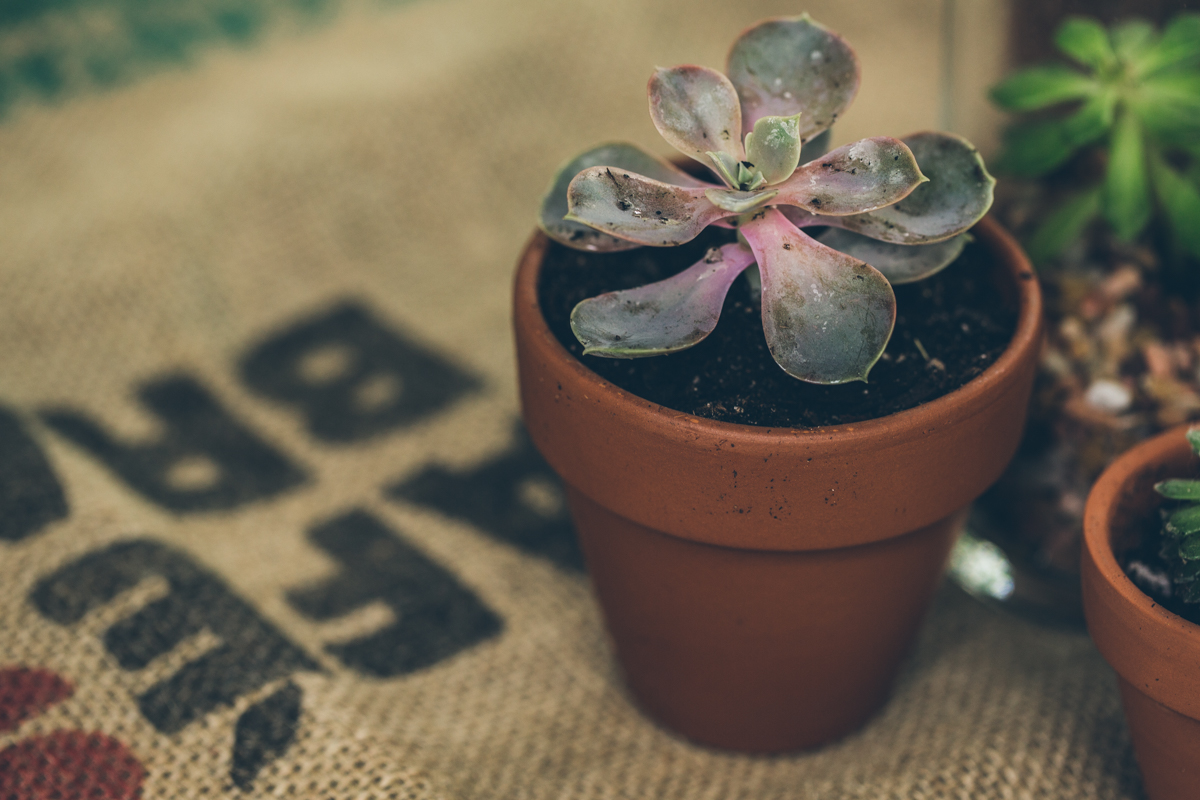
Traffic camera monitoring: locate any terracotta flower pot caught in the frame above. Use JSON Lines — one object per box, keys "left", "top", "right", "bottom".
{"left": 513, "top": 216, "right": 1044, "bottom": 752}
{"left": 1082, "top": 425, "right": 1200, "bottom": 800}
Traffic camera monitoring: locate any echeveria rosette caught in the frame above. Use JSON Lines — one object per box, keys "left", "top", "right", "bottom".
{"left": 537, "top": 14, "right": 995, "bottom": 384}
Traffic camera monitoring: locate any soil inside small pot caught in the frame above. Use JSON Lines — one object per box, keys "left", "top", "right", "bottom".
{"left": 1120, "top": 499, "right": 1200, "bottom": 626}
{"left": 538, "top": 227, "right": 1019, "bottom": 428}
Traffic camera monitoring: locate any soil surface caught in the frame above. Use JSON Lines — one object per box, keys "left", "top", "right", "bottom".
{"left": 1120, "top": 504, "right": 1200, "bottom": 626}
{"left": 538, "top": 227, "right": 1018, "bottom": 428}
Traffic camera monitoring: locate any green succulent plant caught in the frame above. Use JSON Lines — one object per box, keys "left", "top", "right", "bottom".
{"left": 990, "top": 13, "right": 1200, "bottom": 265}
{"left": 1153, "top": 429, "right": 1200, "bottom": 605}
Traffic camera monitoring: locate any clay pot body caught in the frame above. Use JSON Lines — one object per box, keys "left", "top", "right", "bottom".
{"left": 1082, "top": 426, "right": 1200, "bottom": 800}
{"left": 514, "top": 216, "right": 1044, "bottom": 752}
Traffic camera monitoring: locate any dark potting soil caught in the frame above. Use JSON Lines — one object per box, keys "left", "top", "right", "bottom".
{"left": 538, "top": 226, "right": 1019, "bottom": 428}
{"left": 1120, "top": 505, "right": 1200, "bottom": 626}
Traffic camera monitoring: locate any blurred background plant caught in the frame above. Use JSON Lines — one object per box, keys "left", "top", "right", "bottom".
{"left": 960, "top": 8, "right": 1200, "bottom": 627}
{"left": 992, "top": 13, "right": 1200, "bottom": 267}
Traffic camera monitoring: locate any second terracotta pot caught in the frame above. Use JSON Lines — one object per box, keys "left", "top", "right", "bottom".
{"left": 1082, "top": 426, "right": 1200, "bottom": 800}
{"left": 515, "top": 216, "right": 1044, "bottom": 751}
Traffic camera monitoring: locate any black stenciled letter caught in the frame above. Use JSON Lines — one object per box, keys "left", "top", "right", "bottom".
{"left": 287, "top": 510, "right": 502, "bottom": 677}
{"left": 41, "top": 375, "right": 306, "bottom": 512}
{"left": 239, "top": 302, "right": 481, "bottom": 443}
{"left": 0, "top": 406, "right": 68, "bottom": 541}
{"left": 388, "top": 423, "right": 582, "bottom": 571}
{"left": 230, "top": 681, "right": 303, "bottom": 790}
{"left": 30, "top": 540, "right": 321, "bottom": 734}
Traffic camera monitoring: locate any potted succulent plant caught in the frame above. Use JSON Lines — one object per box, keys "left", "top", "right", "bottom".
{"left": 1082, "top": 425, "right": 1200, "bottom": 800}
{"left": 514, "top": 15, "right": 1044, "bottom": 751}
{"left": 970, "top": 12, "right": 1200, "bottom": 624}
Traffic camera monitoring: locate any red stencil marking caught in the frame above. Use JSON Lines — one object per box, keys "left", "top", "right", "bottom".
{"left": 0, "top": 667, "right": 74, "bottom": 733}
{"left": 0, "top": 730, "right": 145, "bottom": 799}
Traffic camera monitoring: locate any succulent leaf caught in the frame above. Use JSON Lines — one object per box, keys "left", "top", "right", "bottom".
{"left": 740, "top": 208, "right": 895, "bottom": 384}
{"left": 818, "top": 229, "right": 968, "bottom": 285}
{"left": 774, "top": 136, "right": 926, "bottom": 216}
{"left": 1156, "top": 479, "right": 1200, "bottom": 500}
{"left": 1103, "top": 112, "right": 1151, "bottom": 242}
{"left": 800, "top": 132, "right": 994, "bottom": 244}
{"left": 1133, "top": 72, "right": 1200, "bottom": 146}
{"left": 1149, "top": 149, "right": 1200, "bottom": 260}
{"left": 1055, "top": 16, "right": 1117, "bottom": 70}
{"left": 1181, "top": 533, "right": 1200, "bottom": 561}
{"left": 1139, "top": 13, "right": 1200, "bottom": 76}
{"left": 707, "top": 151, "right": 742, "bottom": 188}
{"left": 996, "top": 91, "right": 1115, "bottom": 177}
{"left": 1111, "top": 19, "right": 1158, "bottom": 64}
{"left": 1189, "top": 429, "right": 1200, "bottom": 454}
{"left": 1026, "top": 187, "right": 1102, "bottom": 264}
{"left": 648, "top": 66, "right": 744, "bottom": 173}
{"left": 1167, "top": 504, "right": 1200, "bottom": 536}
{"left": 539, "top": 143, "right": 709, "bottom": 252}
{"left": 744, "top": 113, "right": 804, "bottom": 185}
{"left": 565, "top": 166, "right": 734, "bottom": 247}
{"left": 726, "top": 15, "right": 859, "bottom": 140}
{"left": 799, "top": 129, "right": 832, "bottom": 162}
{"left": 570, "top": 243, "right": 755, "bottom": 357}
{"left": 704, "top": 187, "right": 778, "bottom": 213}
{"left": 989, "top": 65, "right": 1098, "bottom": 112}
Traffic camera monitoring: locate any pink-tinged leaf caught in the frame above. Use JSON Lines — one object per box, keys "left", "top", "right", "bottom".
{"left": 816, "top": 132, "right": 995, "bottom": 244}
{"left": 565, "top": 166, "right": 735, "bottom": 247}
{"left": 539, "top": 142, "right": 711, "bottom": 252}
{"left": 571, "top": 243, "right": 756, "bottom": 357}
{"left": 727, "top": 15, "right": 859, "bottom": 139}
{"left": 741, "top": 208, "right": 895, "bottom": 384}
{"left": 649, "top": 66, "right": 744, "bottom": 174}
{"left": 774, "top": 137, "right": 926, "bottom": 215}
{"left": 818, "top": 228, "right": 969, "bottom": 284}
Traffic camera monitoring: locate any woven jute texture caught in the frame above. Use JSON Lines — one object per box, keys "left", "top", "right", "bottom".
{"left": 0, "top": 0, "right": 1144, "bottom": 797}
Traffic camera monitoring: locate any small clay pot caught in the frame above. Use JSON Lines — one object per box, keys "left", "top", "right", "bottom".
{"left": 513, "top": 216, "right": 1044, "bottom": 752}
{"left": 1082, "top": 425, "right": 1200, "bottom": 800}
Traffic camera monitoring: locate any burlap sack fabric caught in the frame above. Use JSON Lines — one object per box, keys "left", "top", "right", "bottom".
{"left": 0, "top": 0, "right": 1146, "bottom": 796}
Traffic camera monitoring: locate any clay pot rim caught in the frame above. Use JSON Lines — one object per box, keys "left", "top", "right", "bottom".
{"left": 1082, "top": 424, "right": 1200, "bottom": 719}
{"left": 516, "top": 214, "right": 1042, "bottom": 449}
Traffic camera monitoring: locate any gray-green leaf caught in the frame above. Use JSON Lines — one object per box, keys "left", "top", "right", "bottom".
{"left": 649, "top": 65, "right": 743, "bottom": 172}
{"left": 565, "top": 166, "right": 732, "bottom": 248}
{"left": 744, "top": 113, "right": 803, "bottom": 185}
{"left": 817, "top": 132, "right": 994, "bottom": 244}
{"left": 740, "top": 209, "right": 896, "bottom": 384}
{"left": 775, "top": 136, "right": 925, "bottom": 216}
{"left": 726, "top": 14, "right": 859, "bottom": 141}
{"left": 818, "top": 229, "right": 968, "bottom": 285}
{"left": 539, "top": 143, "right": 708, "bottom": 252}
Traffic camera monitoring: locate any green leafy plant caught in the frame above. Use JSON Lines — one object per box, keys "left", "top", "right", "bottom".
{"left": 990, "top": 13, "right": 1200, "bottom": 264}
{"left": 1153, "top": 429, "right": 1200, "bottom": 605}
{"left": 538, "top": 15, "right": 994, "bottom": 385}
